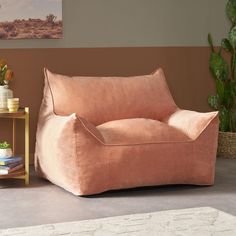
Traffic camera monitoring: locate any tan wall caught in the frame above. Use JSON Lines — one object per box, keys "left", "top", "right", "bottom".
{"left": 0, "top": 0, "right": 229, "bottom": 48}
{"left": 0, "top": 47, "right": 215, "bottom": 159}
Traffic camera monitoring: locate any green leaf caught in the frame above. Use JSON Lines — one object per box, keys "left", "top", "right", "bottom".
{"left": 221, "top": 38, "right": 233, "bottom": 52}
{"left": 232, "top": 52, "right": 236, "bottom": 79}
{"left": 208, "top": 95, "right": 219, "bottom": 109}
{"left": 229, "top": 25, "right": 236, "bottom": 48}
{"left": 230, "top": 110, "right": 236, "bottom": 132}
{"left": 208, "top": 33, "right": 215, "bottom": 52}
{"left": 227, "top": 0, "right": 236, "bottom": 24}
{"left": 209, "top": 52, "right": 229, "bottom": 80}
{"left": 216, "top": 79, "right": 225, "bottom": 103}
{"left": 219, "top": 107, "right": 230, "bottom": 132}
{"left": 0, "top": 141, "right": 11, "bottom": 149}
{"left": 224, "top": 80, "right": 236, "bottom": 108}
{"left": 232, "top": 80, "right": 236, "bottom": 96}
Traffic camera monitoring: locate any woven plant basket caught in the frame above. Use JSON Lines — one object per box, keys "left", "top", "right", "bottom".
{"left": 217, "top": 131, "right": 236, "bottom": 159}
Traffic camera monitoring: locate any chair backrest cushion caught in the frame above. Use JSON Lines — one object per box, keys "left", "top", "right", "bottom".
{"left": 44, "top": 68, "right": 177, "bottom": 125}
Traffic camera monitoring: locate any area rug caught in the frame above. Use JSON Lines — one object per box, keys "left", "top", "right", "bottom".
{"left": 1, "top": 207, "right": 236, "bottom": 236}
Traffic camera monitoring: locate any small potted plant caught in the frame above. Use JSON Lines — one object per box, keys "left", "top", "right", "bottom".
{"left": 208, "top": 0, "right": 236, "bottom": 158}
{"left": 0, "top": 141, "right": 13, "bottom": 158}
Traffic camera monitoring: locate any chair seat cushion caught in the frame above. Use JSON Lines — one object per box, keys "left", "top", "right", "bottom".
{"left": 97, "top": 118, "right": 190, "bottom": 145}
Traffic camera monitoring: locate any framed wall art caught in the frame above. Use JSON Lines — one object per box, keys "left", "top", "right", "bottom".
{"left": 0, "top": 0, "right": 62, "bottom": 39}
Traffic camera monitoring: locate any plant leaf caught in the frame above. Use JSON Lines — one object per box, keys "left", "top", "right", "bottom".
{"left": 208, "top": 95, "right": 219, "bottom": 109}
{"left": 229, "top": 25, "right": 236, "bottom": 48}
{"left": 230, "top": 110, "right": 236, "bottom": 132}
{"left": 216, "top": 78, "right": 225, "bottom": 104}
{"left": 224, "top": 80, "right": 235, "bottom": 107}
{"left": 232, "top": 52, "right": 236, "bottom": 80}
{"left": 208, "top": 33, "right": 215, "bottom": 52}
{"left": 221, "top": 38, "right": 233, "bottom": 52}
{"left": 0, "top": 141, "right": 11, "bottom": 149}
{"left": 227, "top": 0, "right": 236, "bottom": 24}
{"left": 219, "top": 107, "right": 230, "bottom": 132}
{"left": 232, "top": 80, "right": 236, "bottom": 96}
{"left": 209, "top": 52, "right": 229, "bottom": 80}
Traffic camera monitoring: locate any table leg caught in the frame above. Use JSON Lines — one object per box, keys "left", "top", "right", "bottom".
{"left": 12, "top": 118, "right": 16, "bottom": 156}
{"left": 25, "top": 107, "right": 30, "bottom": 185}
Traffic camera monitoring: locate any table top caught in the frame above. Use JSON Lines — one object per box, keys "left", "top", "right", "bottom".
{"left": 0, "top": 108, "right": 26, "bottom": 118}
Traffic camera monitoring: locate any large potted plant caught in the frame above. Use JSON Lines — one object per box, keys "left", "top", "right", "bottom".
{"left": 208, "top": 0, "right": 236, "bottom": 158}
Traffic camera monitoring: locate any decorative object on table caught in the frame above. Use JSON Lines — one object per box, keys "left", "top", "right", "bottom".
{"left": 0, "top": 156, "right": 22, "bottom": 165}
{"left": 7, "top": 98, "right": 19, "bottom": 112}
{"left": 207, "top": 0, "right": 236, "bottom": 158}
{"left": 0, "top": 107, "right": 29, "bottom": 184}
{"left": 0, "top": 162, "right": 24, "bottom": 175}
{"left": 0, "top": 156, "right": 23, "bottom": 175}
{"left": 0, "top": 59, "right": 13, "bottom": 110}
{"left": 0, "top": 141, "right": 12, "bottom": 158}
{"left": 0, "top": 0, "right": 62, "bottom": 39}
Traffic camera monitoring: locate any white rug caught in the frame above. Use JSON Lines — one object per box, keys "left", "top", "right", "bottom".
{"left": 1, "top": 207, "right": 236, "bottom": 236}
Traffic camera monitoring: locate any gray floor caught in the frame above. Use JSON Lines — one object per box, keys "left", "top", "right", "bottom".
{"left": 0, "top": 158, "right": 236, "bottom": 229}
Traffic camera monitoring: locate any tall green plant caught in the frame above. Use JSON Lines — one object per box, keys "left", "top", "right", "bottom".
{"left": 208, "top": 0, "right": 236, "bottom": 132}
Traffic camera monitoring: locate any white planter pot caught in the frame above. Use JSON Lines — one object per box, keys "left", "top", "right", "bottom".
{"left": 0, "top": 85, "right": 13, "bottom": 110}
{"left": 0, "top": 148, "right": 13, "bottom": 158}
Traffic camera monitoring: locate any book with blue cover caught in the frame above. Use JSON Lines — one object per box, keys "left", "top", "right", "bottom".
{"left": 0, "top": 161, "right": 22, "bottom": 170}
{"left": 0, "top": 157, "right": 23, "bottom": 166}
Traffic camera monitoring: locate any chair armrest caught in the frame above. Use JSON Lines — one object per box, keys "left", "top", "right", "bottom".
{"left": 35, "top": 113, "right": 104, "bottom": 176}
{"left": 37, "top": 113, "right": 104, "bottom": 144}
{"left": 164, "top": 109, "right": 219, "bottom": 140}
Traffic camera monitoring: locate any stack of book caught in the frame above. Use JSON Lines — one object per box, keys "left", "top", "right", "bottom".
{"left": 0, "top": 156, "right": 24, "bottom": 175}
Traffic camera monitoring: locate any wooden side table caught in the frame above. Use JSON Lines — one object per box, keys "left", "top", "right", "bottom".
{"left": 0, "top": 107, "right": 29, "bottom": 185}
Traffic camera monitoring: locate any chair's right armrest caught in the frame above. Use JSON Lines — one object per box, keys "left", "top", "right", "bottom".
{"left": 164, "top": 109, "right": 219, "bottom": 140}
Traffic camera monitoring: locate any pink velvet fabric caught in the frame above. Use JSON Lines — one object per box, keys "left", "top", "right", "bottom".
{"left": 45, "top": 68, "right": 177, "bottom": 125}
{"left": 35, "top": 68, "right": 219, "bottom": 195}
{"left": 97, "top": 118, "right": 191, "bottom": 144}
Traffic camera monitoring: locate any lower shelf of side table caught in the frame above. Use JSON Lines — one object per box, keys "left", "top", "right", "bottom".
{"left": 0, "top": 168, "right": 25, "bottom": 179}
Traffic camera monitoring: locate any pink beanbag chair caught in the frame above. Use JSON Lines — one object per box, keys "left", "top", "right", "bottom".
{"left": 35, "top": 68, "right": 219, "bottom": 195}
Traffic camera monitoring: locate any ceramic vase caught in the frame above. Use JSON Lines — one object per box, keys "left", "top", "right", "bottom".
{"left": 0, "top": 148, "right": 13, "bottom": 158}
{"left": 0, "top": 85, "right": 13, "bottom": 111}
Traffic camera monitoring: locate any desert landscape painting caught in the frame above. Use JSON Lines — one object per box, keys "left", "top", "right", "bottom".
{"left": 0, "top": 0, "right": 62, "bottom": 39}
